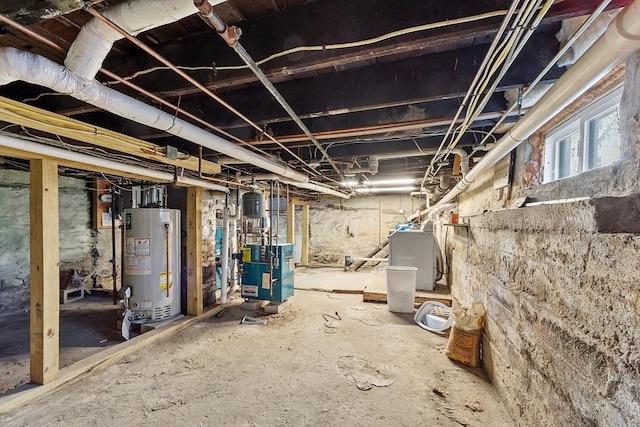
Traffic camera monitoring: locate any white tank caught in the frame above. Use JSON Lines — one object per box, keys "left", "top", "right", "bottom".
{"left": 123, "top": 208, "right": 181, "bottom": 322}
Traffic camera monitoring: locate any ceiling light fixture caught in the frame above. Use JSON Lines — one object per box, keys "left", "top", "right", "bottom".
{"left": 355, "top": 186, "right": 418, "bottom": 194}
{"left": 342, "top": 177, "right": 418, "bottom": 187}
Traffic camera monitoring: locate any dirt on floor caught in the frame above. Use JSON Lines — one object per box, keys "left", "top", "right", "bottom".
{"left": 0, "top": 283, "right": 514, "bottom": 426}
{"left": 0, "top": 294, "right": 123, "bottom": 394}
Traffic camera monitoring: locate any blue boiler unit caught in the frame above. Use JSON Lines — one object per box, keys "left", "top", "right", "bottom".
{"left": 241, "top": 243, "right": 294, "bottom": 302}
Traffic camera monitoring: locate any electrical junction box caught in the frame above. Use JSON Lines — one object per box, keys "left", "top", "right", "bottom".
{"left": 241, "top": 243, "right": 294, "bottom": 302}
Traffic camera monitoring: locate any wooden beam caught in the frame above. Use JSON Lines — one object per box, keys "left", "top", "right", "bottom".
{"left": 29, "top": 158, "right": 60, "bottom": 385}
{"left": 0, "top": 96, "right": 220, "bottom": 175}
{"left": 301, "top": 204, "right": 309, "bottom": 266}
{"left": 186, "top": 187, "right": 203, "bottom": 316}
{"left": 98, "top": 0, "right": 623, "bottom": 98}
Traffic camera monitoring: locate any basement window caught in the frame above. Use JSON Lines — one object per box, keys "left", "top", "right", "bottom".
{"left": 543, "top": 87, "right": 622, "bottom": 183}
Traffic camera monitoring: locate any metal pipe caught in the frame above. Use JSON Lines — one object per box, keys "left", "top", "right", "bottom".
{"left": 0, "top": 12, "right": 272, "bottom": 157}
{"left": 433, "top": 0, "right": 640, "bottom": 208}
{"left": 194, "top": 0, "right": 342, "bottom": 176}
{"left": 111, "top": 185, "right": 118, "bottom": 305}
{"left": 0, "top": 132, "right": 230, "bottom": 192}
{"left": 240, "top": 174, "right": 350, "bottom": 199}
{"left": 421, "top": 0, "right": 522, "bottom": 185}
{"left": 83, "top": 6, "right": 317, "bottom": 173}
{"left": 0, "top": 47, "right": 308, "bottom": 182}
{"left": 220, "top": 205, "right": 230, "bottom": 304}
{"left": 238, "top": 109, "right": 521, "bottom": 147}
{"left": 475, "top": 0, "right": 614, "bottom": 148}
{"left": 66, "top": 0, "right": 227, "bottom": 80}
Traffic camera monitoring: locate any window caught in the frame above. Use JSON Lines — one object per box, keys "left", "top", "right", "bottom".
{"left": 543, "top": 87, "right": 622, "bottom": 183}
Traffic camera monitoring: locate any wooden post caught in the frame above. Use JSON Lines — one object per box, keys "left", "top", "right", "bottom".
{"left": 29, "top": 158, "right": 59, "bottom": 384}
{"left": 286, "top": 198, "right": 294, "bottom": 244}
{"left": 452, "top": 153, "right": 461, "bottom": 176}
{"left": 186, "top": 187, "right": 203, "bottom": 316}
{"left": 301, "top": 204, "right": 310, "bottom": 265}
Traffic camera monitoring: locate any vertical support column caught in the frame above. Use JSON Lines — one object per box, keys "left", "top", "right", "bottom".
{"left": 186, "top": 187, "right": 203, "bottom": 316}
{"left": 286, "top": 198, "right": 294, "bottom": 244}
{"left": 301, "top": 204, "right": 310, "bottom": 266}
{"left": 29, "top": 158, "right": 59, "bottom": 385}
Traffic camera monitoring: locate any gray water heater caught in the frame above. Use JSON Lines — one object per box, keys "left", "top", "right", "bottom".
{"left": 123, "top": 208, "right": 181, "bottom": 322}
{"left": 242, "top": 191, "right": 264, "bottom": 218}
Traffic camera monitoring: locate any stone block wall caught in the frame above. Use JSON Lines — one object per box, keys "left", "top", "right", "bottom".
{"left": 309, "top": 194, "right": 417, "bottom": 265}
{"left": 448, "top": 203, "right": 640, "bottom": 426}
{"left": 0, "top": 170, "right": 94, "bottom": 312}
{"left": 440, "top": 52, "right": 640, "bottom": 425}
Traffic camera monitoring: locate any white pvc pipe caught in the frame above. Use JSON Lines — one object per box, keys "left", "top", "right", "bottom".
{"left": 220, "top": 206, "right": 230, "bottom": 304}
{"left": 0, "top": 132, "right": 229, "bottom": 192}
{"left": 434, "top": 0, "right": 640, "bottom": 208}
{"left": 65, "top": 0, "right": 226, "bottom": 80}
{"left": 241, "top": 174, "right": 350, "bottom": 199}
{"left": 0, "top": 47, "right": 308, "bottom": 182}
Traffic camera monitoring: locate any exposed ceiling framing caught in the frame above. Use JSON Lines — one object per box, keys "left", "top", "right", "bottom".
{"left": 0, "top": 0, "right": 632, "bottom": 197}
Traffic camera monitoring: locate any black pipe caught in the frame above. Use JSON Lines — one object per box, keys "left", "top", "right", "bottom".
{"left": 111, "top": 185, "right": 118, "bottom": 305}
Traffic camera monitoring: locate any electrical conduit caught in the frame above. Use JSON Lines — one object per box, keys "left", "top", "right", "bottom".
{"left": 433, "top": 0, "right": 640, "bottom": 209}
{"left": 0, "top": 132, "right": 229, "bottom": 192}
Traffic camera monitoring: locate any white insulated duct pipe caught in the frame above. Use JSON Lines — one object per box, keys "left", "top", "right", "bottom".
{"left": 345, "top": 148, "right": 469, "bottom": 176}
{"left": 434, "top": 0, "right": 640, "bottom": 208}
{"left": 0, "top": 47, "right": 308, "bottom": 182}
{"left": 241, "top": 174, "right": 350, "bottom": 199}
{"left": 0, "top": 132, "right": 229, "bottom": 192}
{"left": 66, "top": 0, "right": 226, "bottom": 80}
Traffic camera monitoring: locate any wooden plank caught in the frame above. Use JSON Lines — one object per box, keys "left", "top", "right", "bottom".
{"left": 186, "top": 187, "right": 203, "bottom": 316}
{"left": 0, "top": 96, "right": 221, "bottom": 175}
{"left": 362, "top": 281, "right": 452, "bottom": 307}
{"left": 0, "top": 304, "right": 227, "bottom": 414}
{"left": 453, "top": 153, "right": 461, "bottom": 176}
{"left": 301, "top": 204, "right": 309, "bottom": 265}
{"left": 29, "top": 158, "right": 60, "bottom": 385}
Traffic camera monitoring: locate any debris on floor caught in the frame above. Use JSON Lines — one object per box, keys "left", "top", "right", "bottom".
{"left": 432, "top": 386, "right": 446, "bottom": 398}
{"left": 239, "top": 315, "right": 267, "bottom": 325}
{"left": 337, "top": 355, "right": 393, "bottom": 391}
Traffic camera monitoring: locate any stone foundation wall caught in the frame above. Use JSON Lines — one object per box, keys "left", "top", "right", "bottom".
{"left": 309, "top": 194, "right": 417, "bottom": 265}
{"left": 440, "top": 52, "right": 640, "bottom": 426}
{"left": 0, "top": 170, "right": 94, "bottom": 312}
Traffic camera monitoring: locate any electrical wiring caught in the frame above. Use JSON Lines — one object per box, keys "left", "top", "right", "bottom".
{"left": 473, "top": 0, "right": 613, "bottom": 148}
{"left": 422, "top": 0, "right": 557, "bottom": 184}
{"left": 101, "top": 9, "right": 511, "bottom": 86}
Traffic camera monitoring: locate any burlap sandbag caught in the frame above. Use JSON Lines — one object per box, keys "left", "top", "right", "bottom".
{"left": 445, "top": 302, "right": 485, "bottom": 367}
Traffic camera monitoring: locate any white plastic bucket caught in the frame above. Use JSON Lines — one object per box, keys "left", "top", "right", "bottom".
{"left": 385, "top": 266, "right": 417, "bottom": 313}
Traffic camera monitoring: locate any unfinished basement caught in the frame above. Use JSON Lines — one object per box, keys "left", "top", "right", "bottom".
{"left": 0, "top": 0, "right": 639, "bottom": 426}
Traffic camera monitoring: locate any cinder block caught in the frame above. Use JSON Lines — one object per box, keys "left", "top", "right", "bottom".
{"left": 264, "top": 298, "right": 292, "bottom": 314}
{"left": 60, "top": 288, "right": 84, "bottom": 304}
{"left": 241, "top": 300, "right": 265, "bottom": 311}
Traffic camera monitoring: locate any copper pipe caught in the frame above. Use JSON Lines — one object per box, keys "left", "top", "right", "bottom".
{"left": 200, "top": 175, "right": 250, "bottom": 188}
{"left": 0, "top": 13, "right": 274, "bottom": 159}
{"left": 195, "top": 0, "right": 342, "bottom": 177}
{"left": 84, "top": 6, "right": 317, "bottom": 174}
{"left": 239, "top": 110, "right": 520, "bottom": 146}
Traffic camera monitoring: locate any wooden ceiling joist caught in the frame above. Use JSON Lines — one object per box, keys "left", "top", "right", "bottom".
{"left": 0, "top": 95, "right": 221, "bottom": 175}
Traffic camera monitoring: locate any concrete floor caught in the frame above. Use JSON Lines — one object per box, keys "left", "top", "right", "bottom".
{"left": 0, "top": 294, "right": 122, "bottom": 394}
{"left": 0, "top": 268, "right": 513, "bottom": 426}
